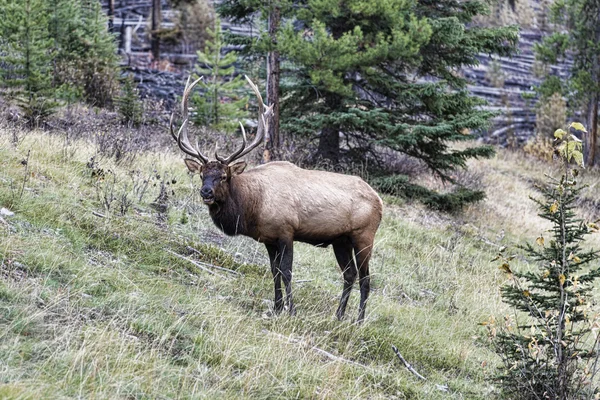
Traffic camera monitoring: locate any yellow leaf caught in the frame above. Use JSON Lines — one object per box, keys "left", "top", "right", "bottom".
{"left": 536, "top": 236, "right": 545, "bottom": 247}
{"left": 550, "top": 201, "right": 559, "bottom": 214}
{"left": 499, "top": 263, "right": 512, "bottom": 274}
{"left": 523, "top": 290, "right": 531, "bottom": 297}
{"left": 542, "top": 270, "right": 550, "bottom": 278}
{"left": 554, "top": 129, "right": 566, "bottom": 139}
{"left": 573, "top": 151, "right": 585, "bottom": 167}
{"left": 574, "top": 256, "right": 581, "bottom": 263}
{"left": 570, "top": 122, "right": 588, "bottom": 133}
{"left": 559, "top": 274, "right": 566, "bottom": 286}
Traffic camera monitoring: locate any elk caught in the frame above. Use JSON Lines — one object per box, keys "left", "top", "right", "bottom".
{"left": 170, "top": 76, "right": 383, "bottom": 322}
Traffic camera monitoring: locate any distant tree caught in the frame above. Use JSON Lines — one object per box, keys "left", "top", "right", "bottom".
{"left": 115, "top": 74, "right": 143, "bottom": 127}
{"left": 174, "top": 0, "right": 214, "bottom": 54}
{"left": 75, "top": 0, "right": 120, "bottom": 106}
{"left": 0, "top": 0, "right": 119, "bottom": 118}
{"left": 47, "top": 0, "right": 119, "bottom": 106}
{"left": 535, "top": 0, "right": 600, "bottom": 166}
{"left": 191, "top": 18, "right": 248, "bottom": 133}
{"left": 0, "top": 0, "right": 58, "bottom": 126}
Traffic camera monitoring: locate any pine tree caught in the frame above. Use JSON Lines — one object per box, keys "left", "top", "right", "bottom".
{"left": 220, "top": 0, "right": 518, "bottom": 208}
{"left": 76, "top": 0, "right": 120, "bottom": 107}
{"left": 192, "top": 18, "right": 249, "bottom": 133}
{"left": 115, "top": 74, "right": 143, "bottom": 127}
{"left": 0, "top": 0, "right": 58, "bottom": 126}
{"left": 490, "top": 122, "right": 600, "bottom": 399}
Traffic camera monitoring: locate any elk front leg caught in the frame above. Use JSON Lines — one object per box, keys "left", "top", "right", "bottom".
{"left": 278, "top": 239, "right": 296, "bottom": 316}
{"left": 266, "top": 244, "right": 284, "bottom": 313}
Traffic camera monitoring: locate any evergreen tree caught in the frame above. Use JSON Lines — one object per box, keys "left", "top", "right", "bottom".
{"left": 115, "top": 74, "right": 143, "bottom": 127}
{"left": 192, "top": 18, "right": 249, "bottom": 133}
{"left": 220, "top": 0, "right": 518, "bottom": 207}
{"left": 490, "top": 122, "right": 600, "bottom": 399}
{"left": 0, "top": 0, "right": 119, "bottom": 116}
{"left": 0, "top": 0, "right": 58, "bottom": 126}
{"left": 76, "top": 0, "right": 120, "bottom": 107}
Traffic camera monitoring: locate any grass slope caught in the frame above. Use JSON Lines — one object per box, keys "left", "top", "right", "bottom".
{"left": 1, "top": 127, "right": 599, "bottom": 399}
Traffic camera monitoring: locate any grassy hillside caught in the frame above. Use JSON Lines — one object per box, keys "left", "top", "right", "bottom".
{"left": 1, "top": 126, "right": 599, "bottom": 399}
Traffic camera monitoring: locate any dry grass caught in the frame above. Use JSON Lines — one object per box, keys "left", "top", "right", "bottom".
{"left": 1, "top": 126, "right": 600, "bottom": 399}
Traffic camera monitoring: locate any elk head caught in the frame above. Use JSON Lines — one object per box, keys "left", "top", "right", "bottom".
{"left": 170, "top": 76, "right": 273, "bottom": 205}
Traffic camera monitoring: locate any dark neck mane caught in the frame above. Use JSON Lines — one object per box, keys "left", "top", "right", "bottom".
{"left": 208, "top": 181, "right": 252, "bottom": 237}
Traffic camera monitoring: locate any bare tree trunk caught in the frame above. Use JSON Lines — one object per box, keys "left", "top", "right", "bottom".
{"left": 107, "top": 0, "right": 115, "bottom": 32}
{"left": 585, "top": 95, "right": 598, "bottom": 167}
{"left": 264, "top": 3, "right": 281, "bottom": 163}
{"left": 584, "top": 8, "right": 600, "bottom": 167}
{"left": 151, "top": 0, "right": 162, "bottom": 63}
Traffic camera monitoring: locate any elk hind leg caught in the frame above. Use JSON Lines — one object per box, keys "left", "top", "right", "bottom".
{"left": 354, "top": 237, "right": 373, "bottom": 322}
{"left": 333, "top": 237, "right": 357, "bottom": 320}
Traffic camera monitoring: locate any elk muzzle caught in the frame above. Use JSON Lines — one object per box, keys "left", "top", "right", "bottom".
{"left": 200, "top": 186, "right": 215, "bottom": 205}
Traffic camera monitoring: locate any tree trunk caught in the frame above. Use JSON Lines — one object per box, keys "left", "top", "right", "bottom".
{"left": 151, "top": 0, "right": 161, "bottom": 63}
{"left": 318, "top": 126, "right": 340, "bottom": 164}
{"left": 107, "top": 0, "right": 115, "bottom": 32}
{"left": 317, "top": 94, "right": 341, "bottom": 163}
{"left": 585, "top": 95, "right": 598, "bottom": 167}
{"left": 264, "top": 3, "right": 281, "bottom": 163}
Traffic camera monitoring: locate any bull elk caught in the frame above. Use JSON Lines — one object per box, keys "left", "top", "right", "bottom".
{"left": 170, "top": 76, "right": 383, "bottom": 321}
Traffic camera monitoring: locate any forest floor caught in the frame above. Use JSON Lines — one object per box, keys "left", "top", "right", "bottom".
{"left": 1, "top": 124, "right": 600, "bottom": 399}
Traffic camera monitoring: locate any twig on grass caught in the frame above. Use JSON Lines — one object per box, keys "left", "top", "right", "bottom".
{"left": 164, "top": 249, "right": 223, "bottom": 278}
{"left": 164, "top": 249, "right": 240, "bottom": 278}
{"left": 92, "top": 211, "right": 106, "bottom": 218}
{"left": 392, "top": 344, "right": 427, "bottom": 381}
{"left": 185, "top": 246, "right": 242, "bottom": 276}
{"left": 265, "top": 330, "right": 367, "bottom": 368}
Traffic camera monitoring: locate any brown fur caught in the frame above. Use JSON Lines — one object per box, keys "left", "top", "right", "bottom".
{"left": 186, "top": 159, "right": 383, "bottom": 321}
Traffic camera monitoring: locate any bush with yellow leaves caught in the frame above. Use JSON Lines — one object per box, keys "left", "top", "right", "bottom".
{"left": 488, "top": 122, "right": 600, "bottom": 399}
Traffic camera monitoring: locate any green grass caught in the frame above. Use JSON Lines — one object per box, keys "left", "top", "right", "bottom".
{"left": 2, "top": 128, "right": 599, "bottom": 399}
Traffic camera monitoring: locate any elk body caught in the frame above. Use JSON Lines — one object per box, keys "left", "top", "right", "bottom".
{"left": 171, "top": 77, "right": 383, "bottom": 321}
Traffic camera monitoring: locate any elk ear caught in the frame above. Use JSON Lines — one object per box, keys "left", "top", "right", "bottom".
{"left": 184, "top": 159, "right": 203, "bottom": 174}
{"left": 228, "top": 161, "right": 246, "bottom": 176}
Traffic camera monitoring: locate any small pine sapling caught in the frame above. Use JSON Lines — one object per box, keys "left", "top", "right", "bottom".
{"left": 488, "top": 122, "right": 600, "bottom": 399}
{"left": 116, "top": 74, "right": 143, "bottom": 127}
{"left": 191, "top": 18, "right": 248, "bottom": 134}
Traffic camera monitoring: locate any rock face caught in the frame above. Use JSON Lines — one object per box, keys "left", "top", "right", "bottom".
{"left": 102, "top": 0, "right": 572, "bottom": 144}
{"left": 462, "top": 30, "right": 572, "bottom": 145}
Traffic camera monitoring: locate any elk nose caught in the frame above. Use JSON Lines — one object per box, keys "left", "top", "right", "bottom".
{"left": 200, "top": 187, "right": 213, "bottom": 198}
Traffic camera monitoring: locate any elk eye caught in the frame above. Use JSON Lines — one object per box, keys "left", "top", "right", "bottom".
{"left": 220, "top": 176, "right": 227, "bottom": 182}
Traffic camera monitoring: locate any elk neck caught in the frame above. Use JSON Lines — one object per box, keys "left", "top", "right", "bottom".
{"left": 207, "top": 176, "right": 256, "bottom": 237}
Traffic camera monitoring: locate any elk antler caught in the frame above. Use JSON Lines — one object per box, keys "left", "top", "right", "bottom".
{"left": 170, "top": 76, "right": 209, "bottom": 164}
{"left": 215, "top": 76, "right": 274, "bottom": 165}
